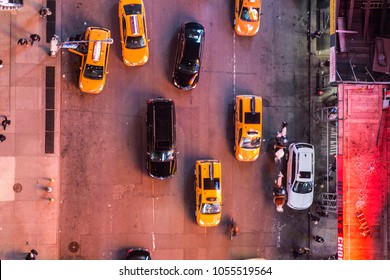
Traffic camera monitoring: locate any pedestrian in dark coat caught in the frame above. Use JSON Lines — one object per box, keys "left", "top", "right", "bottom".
{"left": 308, "top": 212, "right": 320, "bottom": 224}
{"left": 0, "top": 134, "right": 6, "bottom": 143}
{"left": 29, "top": 34, "right": 41, "bottom": 46}
{"left": 2, "top": 116, "right": 11, "bottom": 130}
{"left": 17, "top": 38, "right": 29, "bottom": 46}
{"left": 25, "top": 249, "right": 38, "bottom": 260}
{"left": 0, "top": 59, "right": 3, "bottom": 69}
{"left": 39, "top": 6, "right": 52, "bottom": 18}
{"left": 313, "top": 235, "right": 325, "bottom": 243}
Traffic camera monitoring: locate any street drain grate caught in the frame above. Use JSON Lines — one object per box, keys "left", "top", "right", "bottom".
{"left": 68, "top": 241, "right": 80, "bottom": 253}
{"left": 13, "top": 183, "right": 22, "bottom": 193}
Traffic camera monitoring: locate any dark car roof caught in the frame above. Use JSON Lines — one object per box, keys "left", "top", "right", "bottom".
{"left": 126, "top": 248, "right": 151, "bottom": 260}
{"left": 182, "top": 22, "right": 204, "bottom": 61}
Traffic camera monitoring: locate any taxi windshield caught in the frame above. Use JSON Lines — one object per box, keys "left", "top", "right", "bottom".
{"left": 126, "top": 36, "right": 146, "bottom": 49}
{"left": 84, "top": 65, "right": 104, "bottom": 80}
{"left": 240, "top": 7, "right": 260, "bottom": 22}
{"left": 292, "top": 181, "right": 313, "bottom": 194}
{"left": 150, "top": 150, "right": 174, "bottom": 162}
{"left": 200, "top": 203, "right": 221, "bottom": 214}
{"left": 178, "top": 60, "right": 199, "bottom": 74}
{"left": 240, "top": 136, "right": 261, "bottom": 149}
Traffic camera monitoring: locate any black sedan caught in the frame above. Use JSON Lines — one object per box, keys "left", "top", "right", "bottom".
{"left": 126, "top": 248, "right": 151, "bottom": 260}
{"left": 172, "top": 22, "right": 205, "bottom": 91}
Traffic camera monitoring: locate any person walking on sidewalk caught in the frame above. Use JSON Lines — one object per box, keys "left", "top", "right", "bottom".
{"left": 0, "top": 134, "right": 6, "bottom": 143}
{"left": 0, "top": 59, "right": 3, "bottom": 69}
{"left": 39, "top": 6, "right": 52, "bottom": 18}
{"left": 308, "top": 212, "right": 320, "bottom": 225}
{"left": 313, "top": 235, "right": 325, "bottom": 243}
{"left": 2, "top": 116, "right": 11, "bottom": 130}
{"left": 29, "top": 34, "right": 41, "bottom": 46}
{"left": 25, "top": 249, "right": 38, "bottom": 260}
{"left": 17, "top": 38, "right": 29, "bottom": 46}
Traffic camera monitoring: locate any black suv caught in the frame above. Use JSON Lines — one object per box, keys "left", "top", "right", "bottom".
{"left": 172, "top": 22, "right": 205, "bottom": 91}
{"left": 146, "top": 98, "right": 177, "bottom": 179}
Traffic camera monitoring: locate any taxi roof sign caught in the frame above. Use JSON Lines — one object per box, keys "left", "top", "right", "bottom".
{"left": 130, "top": 15, "right": 140, "bottom": 35}
{"left": 92, "top": 41, "right": 102, "bottom": 62}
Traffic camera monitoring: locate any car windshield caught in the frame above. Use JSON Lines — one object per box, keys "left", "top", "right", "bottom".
{"left": 240, "top": 137, "right": 261, "bottom": 149}
{"left": 150, "top": 150, "right": 174, "bottom": 162}
{"left": 292, "top": 181, "right": 313, "bottom": 194}
{"left": 124, "top": 4, "right": 142, "bottom": 15}
{"left": 185, "top": 28, "right": 203, "bottom": 43}
{"left": 126, "top": 36, "right": 146, "bottom": 49}
{"left": 300, "top": 171, "right": 311, "bottom": 179}
{"left": 178, "top": 60, "right": 199, "bottom": 74}
{"left": 200, "top": 203, "right": 221, "bottom": 214}
{"left": 84, "top": 65, "right": 103, "bottom": 80}
{"left": 240, "top": 7, "right": 260, "bottom": 22}
{"left": 203, "top": 178, "right": 220, "bottom": 190}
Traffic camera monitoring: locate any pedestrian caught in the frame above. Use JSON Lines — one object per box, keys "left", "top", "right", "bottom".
{"left": 0, "top": 59, "right": 3, "bottom": 69}
{"left": 310, "top": 30, "right": 321, "bottom": 39}
{"left": 29, "top": 34, "right": 41, "bottom": 46}
{"left": 313, "top": 235, "right": 325, "bottom": 243}
{"left": 39, "top": 6, "right": 52, "bottom": 18}
{"left": 2, "top": 116, "right": 11, "bottom": 130}
{"left": 25, "top": 249, "right": 38, "bottom": 260}
{"left": 298, "top": 247, "right": 310, "bottom": 254}
{"left": 308, "top": 212, "right": 320, "bottom": 224}
{"left": 292, "top": 249, "right": 299, "bottom": 259}
{"left": 0, "top": 134, "right": 6, "bottom": 143}
{"left": 316, "top": 205, "right": 329, "bottom": 218}
{"left": 17, "top": 38, "right": 29, "bottom": 46}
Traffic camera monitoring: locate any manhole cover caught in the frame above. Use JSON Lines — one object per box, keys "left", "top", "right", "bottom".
{"left": 68, "top": 241, "right": 80, "bottom": 253}
{"left": 13, "top": 183, "right": 22, "bottom": 193}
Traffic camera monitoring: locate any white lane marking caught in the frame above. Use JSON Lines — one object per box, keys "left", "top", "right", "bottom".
{"left": 233, "top": 32, "right": 236, "bottom": 96}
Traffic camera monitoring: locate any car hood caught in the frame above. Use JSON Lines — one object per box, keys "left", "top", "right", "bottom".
{"left": 123, "top": 46, "right": 149, "bottom": 66}
{"left": 235, "top": 20, "right": 260, "bottom": 36}
{"left": 79, "top": 78, "right": 105, "bottom": 94}
{"left": 173, "top": 71, "right": 198, "bottom": 90}
{"left": 197, "top": 213, "right": 221, "bottom": 227}
{"left": 287, "top": 190, "right": 313, "bottom": 210}
{"left": 236, "top": 147, "right": 260, "bottom": 161}
{"left": 148, "top": 160, "right": 176, "bottom": 179}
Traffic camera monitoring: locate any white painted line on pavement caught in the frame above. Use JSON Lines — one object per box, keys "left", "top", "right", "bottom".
{"left": 233, "top": 32, "right": 236, "bottom": 96}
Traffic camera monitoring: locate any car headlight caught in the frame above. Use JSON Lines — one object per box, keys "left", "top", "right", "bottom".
{"left": 199, "top": 219, "right": 205, "bottom": 225}
{"left": 238, "top": 153, "right": 244, "bottom": 160}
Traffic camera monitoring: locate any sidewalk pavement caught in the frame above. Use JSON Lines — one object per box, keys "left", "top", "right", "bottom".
{"left": 307, "top": 0, "right": 338, "bottom": 260}
{"left": 0, "top": 0, "right": 60, "bottom": 260}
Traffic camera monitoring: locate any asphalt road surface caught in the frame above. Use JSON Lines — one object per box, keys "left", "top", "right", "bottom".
{"left": 59, "top": 0, "right": 311, "bottom": 260}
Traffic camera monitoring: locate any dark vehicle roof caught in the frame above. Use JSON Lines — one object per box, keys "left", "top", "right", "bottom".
{"left": 147, "top": 99, "right": 175, "bottom": 150}
{"left": 149, "top": 161, "right": 175, "bottom": 179}
{"left": 126, "top": 248, "right": 151, "bottom": 260}
{"left": 182, "top": 22, "right": 204, "bottom": 61}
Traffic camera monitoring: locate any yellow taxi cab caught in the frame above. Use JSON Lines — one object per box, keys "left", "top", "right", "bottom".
{"left": 234, "top": 95, "right": 263, "bottom": 161}
{"left": 234, "top": 0, "right": 262, "bottom": 36}
{"left": 118, "top": 0, "right": 149, "bottom": 66}
{"left": 69, "top": 27, "right": 111, "bottom": 94}
{"left": 194, "top": 160, "right": 222, "bottom": 227}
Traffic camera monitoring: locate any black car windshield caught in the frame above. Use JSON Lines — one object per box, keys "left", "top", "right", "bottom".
{"left": 124, "top": 4, "right": 142, "bottom": 15}
{"left": 292, "top": 181, "right": 313, "bottom": 194}
{"left": 240, "top": 7, "right": 260, "bottom": 22}
{"left": 84, "top": 65, "right": 103, "bottom": 80}
{"left": 185, "top": 28, "right": 203, "bottom": 43}
{"left": 178, "top": 60, "right": 199, "bottom": 74}
{"left": 150, "top": 150, "right": 174, "bottom": 162}
{"left": 126, "top": 36, "right": 146, "bottom": 49}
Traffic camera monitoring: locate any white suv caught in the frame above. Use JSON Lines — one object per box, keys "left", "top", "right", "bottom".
{"left": 287, "top": 143, "right": 315, "bottom": 210}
